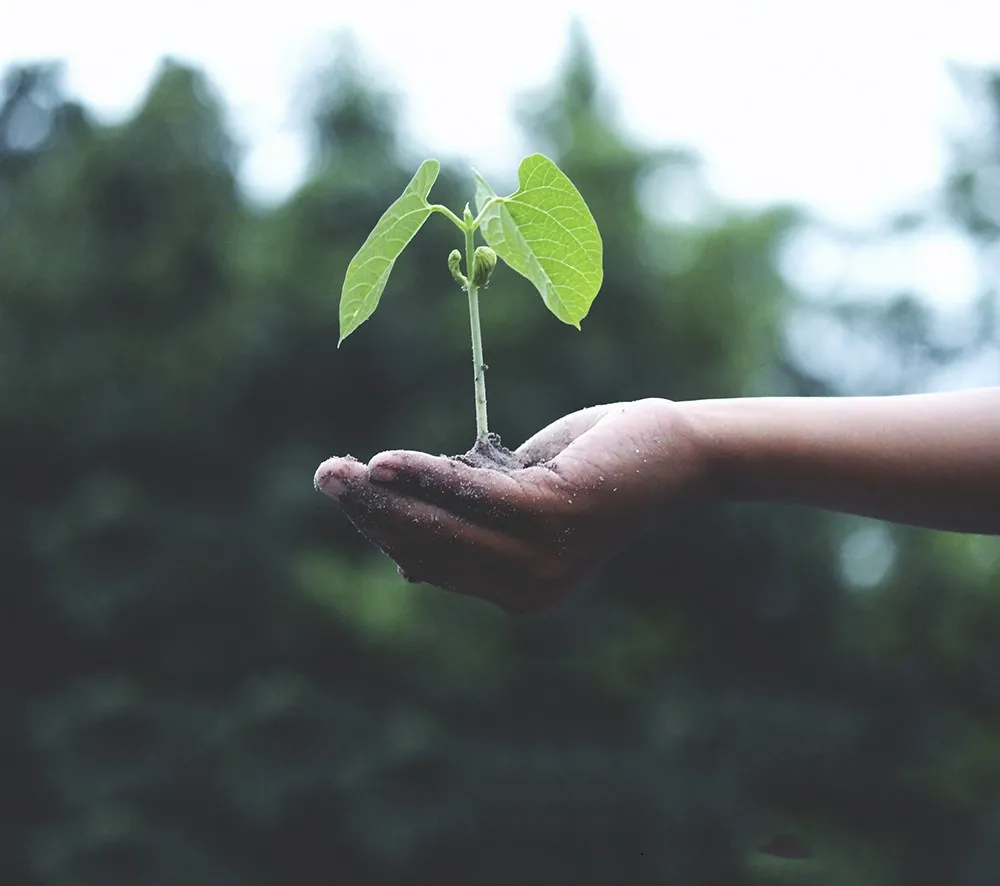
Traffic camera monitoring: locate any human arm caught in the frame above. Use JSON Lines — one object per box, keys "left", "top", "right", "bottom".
{"left": 314, "top": 389, "right": 1000, "bottom": 613}
{"left": 687, "top": 388, "right": 1000, "bottom": 535}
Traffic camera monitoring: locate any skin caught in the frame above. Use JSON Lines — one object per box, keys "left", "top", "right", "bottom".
{"left": 314, "top": 389, "right": 1000, "bottom": 615}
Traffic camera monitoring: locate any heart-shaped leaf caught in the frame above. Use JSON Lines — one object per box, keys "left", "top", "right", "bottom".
{"left": 339, "top": 159, "right": 439, "bottom": 345}
{"left": 474, "top": 154, "right": 603, "bottom": 328}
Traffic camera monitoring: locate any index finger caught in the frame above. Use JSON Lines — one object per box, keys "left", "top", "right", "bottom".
{"left": 364, "top": 449, "right": 572, "bottom": 531}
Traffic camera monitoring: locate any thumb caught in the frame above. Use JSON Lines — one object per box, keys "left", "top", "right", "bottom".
{"left": 515, "top": 403, "right": 623, "bottom": 465}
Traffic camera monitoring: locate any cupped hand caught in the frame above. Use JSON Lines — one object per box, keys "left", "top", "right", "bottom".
{"left": 313, "top": 398, "right": 707, "bottom": 614}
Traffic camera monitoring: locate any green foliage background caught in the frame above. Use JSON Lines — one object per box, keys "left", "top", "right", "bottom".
{"left": 2, "top": 33, "right": 999, "bottom": 886}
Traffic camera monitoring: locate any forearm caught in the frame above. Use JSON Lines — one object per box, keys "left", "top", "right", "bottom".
{"left": 680, "top": 389, "right": 1000, "bottom": 534}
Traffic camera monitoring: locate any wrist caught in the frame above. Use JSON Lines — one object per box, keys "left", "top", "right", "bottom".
{"left": 673, "top": 398, "right": 754, "bottom": 505}
{"left": 634, "top": 397, "right": 727, "bottom": 506}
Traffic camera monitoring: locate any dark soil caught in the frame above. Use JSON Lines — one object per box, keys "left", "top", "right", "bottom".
{"left": 453, "top": 432, "right": 533, "bottom": 474}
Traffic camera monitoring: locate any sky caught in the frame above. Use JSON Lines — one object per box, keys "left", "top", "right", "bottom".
{"left": 2, "top": 0, "right": 999, "bottom": 322}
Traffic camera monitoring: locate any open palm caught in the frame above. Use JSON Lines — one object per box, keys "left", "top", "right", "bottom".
{"left": 314, "top": 399, "right": 704, "bottom": 614}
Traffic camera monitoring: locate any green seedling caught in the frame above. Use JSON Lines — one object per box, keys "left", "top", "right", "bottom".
{"left": 338, "top": 153, "right": 603, "bottom": 454}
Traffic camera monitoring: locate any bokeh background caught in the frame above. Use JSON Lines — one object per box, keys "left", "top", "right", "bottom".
{"left": 3, "top": 3, "right": 1000, "bottom": 884}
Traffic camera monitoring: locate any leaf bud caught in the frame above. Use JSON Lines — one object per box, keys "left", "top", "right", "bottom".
{"left": 447, "top": 249, "right": 467, "bottom": 286}
{"left": 471, "top": 246, "right": 498, "bottom": 289}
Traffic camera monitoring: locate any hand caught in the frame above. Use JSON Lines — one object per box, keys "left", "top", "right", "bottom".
{"left": 313, "top": 399, "right": 707, "bottom": 614}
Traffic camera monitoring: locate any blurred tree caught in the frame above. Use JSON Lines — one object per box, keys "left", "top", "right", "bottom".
{"left": 2, "top": 33, "right": 999, "bottom": 886}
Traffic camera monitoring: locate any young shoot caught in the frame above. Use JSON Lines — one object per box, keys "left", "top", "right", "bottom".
{"left": 338, "top": 154, "right": 603, "bottom": 446}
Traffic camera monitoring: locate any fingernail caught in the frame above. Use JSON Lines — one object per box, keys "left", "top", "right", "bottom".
{"left": 369, "top": 464, "right": 398, "bottom": 484}
{"left": 314, "top": 465, "right": 347, "bottom": 497}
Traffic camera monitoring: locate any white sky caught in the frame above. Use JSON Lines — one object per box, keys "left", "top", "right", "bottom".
{"left": 2, "top": 0, "right": 999, "bottom": 321}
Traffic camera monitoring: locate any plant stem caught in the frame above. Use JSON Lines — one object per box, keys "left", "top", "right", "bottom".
{"left": 429, "top": 204, "right": 465, "bottom": 229}
{"left": 465, "top": 222, "right": 489, "bottom": 443}
{"left": 470, "top": 196, "right": 502, "bottom": 230}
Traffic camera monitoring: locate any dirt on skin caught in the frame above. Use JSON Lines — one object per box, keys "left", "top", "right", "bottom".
{"left": 452, "top": 432, "right": 534, "bottom": 474}
{"left": 325, "top": 433, "right": 538, "bottom": 487}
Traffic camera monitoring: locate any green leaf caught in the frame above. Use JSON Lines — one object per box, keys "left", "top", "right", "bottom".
{"left": 339, "top": 159, "right": 440, "bottom": 345}
{"left": 474, "top": 154, "right": 603, "bottom": 329}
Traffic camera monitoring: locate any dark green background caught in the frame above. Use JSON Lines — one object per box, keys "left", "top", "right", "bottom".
{"left": 3, "top": 31, "right": 999, "bottom": 886}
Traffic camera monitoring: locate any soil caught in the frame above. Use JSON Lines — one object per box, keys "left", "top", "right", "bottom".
{"left": 453, "top": 432, "right": 534, "bottom": 474}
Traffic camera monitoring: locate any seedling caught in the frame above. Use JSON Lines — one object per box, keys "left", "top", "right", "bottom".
{"left": 338, "top": 154, "right": 603, "bottom": 463}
